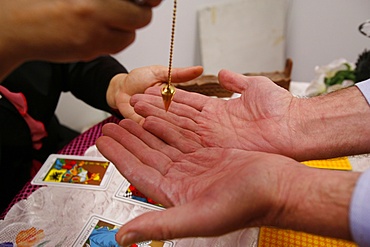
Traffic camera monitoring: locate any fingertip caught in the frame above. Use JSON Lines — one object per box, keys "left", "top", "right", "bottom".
{"left": 193, "top": 66, "right": 204, "bottom": 76}
{"left": 95, "top": 135, "right": 112, "bottom": 154}
{"left": 129, "top": 94, "right": 138, "bottom": 106}
{"left": 100, "top": 122, "right": 117, "bottom": 134}
{"left": 217, "top": 69, "right": 249, "bottom": 93}
{"left": 116, "top": 231, "right": 141, "bottom": 247}
{"left": 218, "top": 69, "right": 236, "bottom": 79}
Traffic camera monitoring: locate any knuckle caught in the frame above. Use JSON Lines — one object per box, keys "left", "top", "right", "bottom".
{"left": 67, "top": 0, "right": 97, "bottom": 18}
{"left": 129, "top": 10, "right": 153, "bottom": 28}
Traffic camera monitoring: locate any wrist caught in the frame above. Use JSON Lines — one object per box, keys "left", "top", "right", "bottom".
{"left": 275, "top": 166, "right": 359, "bottom": 241}
{"left": 106, "top": 73, "right": 127, "bottom": 109}
{"left": 289, "top": 86, "right": 370, "bottom": 161}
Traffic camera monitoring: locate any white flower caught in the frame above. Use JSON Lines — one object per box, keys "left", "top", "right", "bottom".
{"left": 305, "top": 74, "right": 326, "bottom": 97}
{"left": 315, "top": 58, "right": 355, "bottom": 78}
{"left": 305, "top": 58, "right": 355, "bottom": 96}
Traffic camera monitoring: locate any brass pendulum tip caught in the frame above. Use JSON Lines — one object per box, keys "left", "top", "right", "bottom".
{"left": 161, "top": 84, "right": 176, "bottom": 111}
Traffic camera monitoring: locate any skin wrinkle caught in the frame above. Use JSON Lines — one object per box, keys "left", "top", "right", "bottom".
{"left": 285, "top": 97, "right": 301, "bottom": 159}
{"left": 167, "top": 150, "right": 238, "bottom": 206}
{"left": 197, "top": 103, "right": 274, "bottom": 153}
{"left": 247, "top": 97, "right": 293, "bottom": 154}
{"left": 222, "top": 154, "right": 278, "bottom": 228}
{"left": 170, "top": 100, "right": 201, "bottom": 126}
{"left": 178, "top": 127, "right": 201, "bottom": 147}
{"left": 196, "top": 101, "right": 237, "bottom": 147}
{"left": 161, "top": 164, "right": 206, "bottom": 207}
{"left": 266, "top": 163, "right": 302, "bottom": 229}
{"left": 190, "top": 91, "right": 291, "bottom": 155}
{"left": 143, "top": 116, "right": 201, "bottom": 153}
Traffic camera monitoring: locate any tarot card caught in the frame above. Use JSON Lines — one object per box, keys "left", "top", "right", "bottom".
{"left": 113, "top": 179, "right": 164, "bottom": 211}
{"left": 73, "top": 214, "right": 174, "bottom": 247}
{"left": 31, "top": 154, "right": 115, "bottom": 190}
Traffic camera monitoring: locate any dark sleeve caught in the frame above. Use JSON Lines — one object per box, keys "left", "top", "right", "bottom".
{"left": 63, "top": 56, "right": 128, "bottom": 115}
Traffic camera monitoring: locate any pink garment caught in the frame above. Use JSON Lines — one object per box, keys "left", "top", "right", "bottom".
{"left": 0, "top": 86, "right": 47, "bottom": 150}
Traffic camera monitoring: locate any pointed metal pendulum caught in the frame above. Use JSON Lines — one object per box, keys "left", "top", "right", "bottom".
{"left": 161, "top": 0, "right": 177, "bottom": 111}
{"left": 161, "top": 84, "right": 176, "bottom": 111}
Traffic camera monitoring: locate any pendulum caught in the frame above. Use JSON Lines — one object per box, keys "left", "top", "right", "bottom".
{"left": 161, "top": 83, "right": 176, "bottom": 112}
{"left": 161, "top": 0, "right": 177, "bottom": 111}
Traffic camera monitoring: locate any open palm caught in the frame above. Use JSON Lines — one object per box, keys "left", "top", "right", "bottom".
{"left": 130, "top": 69, "right": 300, "bottom": 159}
{"left": 96, "top": 119, "right": 301, "bottom": 245}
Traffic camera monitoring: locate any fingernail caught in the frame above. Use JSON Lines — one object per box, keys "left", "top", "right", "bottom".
{"left": 119, "top": 232, "right": 138, "bottom": 247}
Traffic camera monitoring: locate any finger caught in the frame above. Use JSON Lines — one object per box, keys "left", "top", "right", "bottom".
{"left": 115, "top": 93, "right": 144, "bottom": 123}
{"left": 130, "top": 0, "right": 162, "bottom": 7}
{"left": 143, "top": 65, "right": 203, "bottom": 83}
{"left": 101, "top": 0, "right": 154, "bottom": 30}
{"left": 170, "top": 66, "right": 204, "bottom": 82}
{"left": 126, "top": 66, "right": 202, "bottom": 95}
{"left": 117, "top": 102, "right": 144, "bottom": 123}
{"left": 142, "top": 116, "right": 203, "bottom": 153}
{"left": 142, "top": 0, "right": 162, "bottom": 7}
{"left": 133, "top": 99, "right": 200, "bottom": 132}
{"left": 115, "top": 198, "right": 239, "bottom": 246}
{"left": 96, "top": 135, "right": 172, "bottom": 206}
{"left": 117, "top": 119, "right": 185, "bottom": 161}
{"left": 96, "top": 134, "right": 151, "bottom": 179}
{"left": 218, "top": 69, "right": 283, "bottom": 95}
{"left": 95, "top": 29, "right": 136, "bottom": 55}
{"left": 138, "top": 85, "right": 211, "bottom": 113}
{"left": 102, "top": 120, "right": 172, "bottom": 175}
{"left": 217, "top": 69, "right": 251, "bottom": 94}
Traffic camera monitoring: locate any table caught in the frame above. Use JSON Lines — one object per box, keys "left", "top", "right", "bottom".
{"left": 0, "top": 82, "right": 367, "bottom": 246}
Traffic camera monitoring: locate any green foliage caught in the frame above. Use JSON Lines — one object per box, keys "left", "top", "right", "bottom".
{"left": 324, "top": 63, "right": 356, "bottom": 86}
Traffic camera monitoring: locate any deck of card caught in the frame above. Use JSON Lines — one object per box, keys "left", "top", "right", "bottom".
{"left": 31, "top": 154, "right": 115, "bottom": 190}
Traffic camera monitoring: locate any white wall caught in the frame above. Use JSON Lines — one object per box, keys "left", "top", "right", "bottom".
{"left": 114, "top": 0, "right": 370, "bottom": 81}
{"left": 286, "top": 0, "right": 370, "bottom": 81}
{"left": 56, "top": 0, "right": 370, "bottom": 132}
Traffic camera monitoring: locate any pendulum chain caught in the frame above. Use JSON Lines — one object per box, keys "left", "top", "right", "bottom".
{"left": 161, "top": 0, "right": 177, "bottom": 111}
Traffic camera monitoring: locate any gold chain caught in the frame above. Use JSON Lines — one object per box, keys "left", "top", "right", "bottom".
{"left": 161, "top": 0, "right": 177, "bottom": 111}
{"left": 167, "top": 0, "right": 177, "bottom": 86}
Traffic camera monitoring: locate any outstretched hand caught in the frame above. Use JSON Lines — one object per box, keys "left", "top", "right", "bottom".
{"left": 107, "top": 65, "right": 203, "bottom": 123}
{"left": 96, "top": 120, "right": 302, "bottom": 245}
{"left": 0, "top": 0, "right": 162, "bottom": 80}
{"left": 96, "top": 119, "right": 356, "bottom": 246}
{"left": 130, "top": 69, "right": 303, "bottom": 160}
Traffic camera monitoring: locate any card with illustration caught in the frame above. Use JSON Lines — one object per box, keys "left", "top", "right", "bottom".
{"left": 73, "top": 215, "right": 174, "bottom": 247}
{"left": 31, "top": 154, "right": 115, "bottom": 190}
{"left": 113, "top": 179, "right": 164, "bottom": 211}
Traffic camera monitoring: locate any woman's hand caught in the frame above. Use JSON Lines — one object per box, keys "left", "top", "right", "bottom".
{"left": 106, "top": 65, "right": 203, "bottom": 123}
{"left": 0, "top": 0, "right": 162, "bottom": 79}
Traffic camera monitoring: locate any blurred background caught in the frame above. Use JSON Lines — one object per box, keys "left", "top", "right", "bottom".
{"left": 56, "top": 0, "right": 370, "bottom": 132}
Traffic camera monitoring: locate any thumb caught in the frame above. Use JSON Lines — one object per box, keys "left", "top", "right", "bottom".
{"left": 217, "top": 69, "right": 250, "bottom": 94}
{"left": 116, "top": 201, "right": 225, "bottom": 246}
